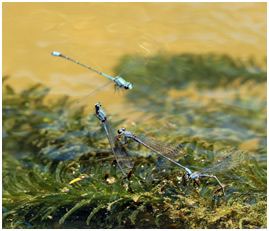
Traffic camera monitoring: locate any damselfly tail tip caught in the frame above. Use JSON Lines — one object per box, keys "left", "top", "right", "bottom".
{"left": 51, "top": 51, "right": 61, "bottom": 56}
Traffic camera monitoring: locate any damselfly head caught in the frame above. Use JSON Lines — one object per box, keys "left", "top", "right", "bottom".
{"left": 117, "top": 127, "right": 126, "bottom": 135}
{"left": 95, "top": 102, "right": 107, "bottom": 122}
{"left": 189, "top": 172, "right": 199, "bottom": 179}
{"left": 124, "top": 82, "right": 133, "bottom": 90}
{"left": 115, "top": 77, "right": 133, "bottom": 90}
{"left": 95, "top": 102, "right": 102, "bottom": 109}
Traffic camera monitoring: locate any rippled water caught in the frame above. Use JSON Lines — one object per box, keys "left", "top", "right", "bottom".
{"left": 2, "top": 2, "right": 267, "bottom": 229}
{"left": 3, "top": 2, "right": 266, "bottom": 97}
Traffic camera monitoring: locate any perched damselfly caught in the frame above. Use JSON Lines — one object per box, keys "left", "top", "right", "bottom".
{"left": 51, "top": 51, "right": 133, "bottom": 103}
{"left": 186, "top": 151, "right": 243, "bottom": 198}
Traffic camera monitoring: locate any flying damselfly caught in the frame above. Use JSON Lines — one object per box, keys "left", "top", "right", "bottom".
{"left": 51, "top": 51, "right": 133, "bottom": 103}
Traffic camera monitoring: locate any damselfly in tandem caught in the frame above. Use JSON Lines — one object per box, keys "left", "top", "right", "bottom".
{"left": 118, "top": 127, "right": 243, "bottom": 198}
{"left": 69, "top": 103, "right": 133, "bottom": 185}
{"left": 117, "top": 127, "right": 192, "bottom": 175}
{"left": 186, "top": 151, "right": 243, "bottom": 198}
{"left": 94, "top": 103, "right": 133, "bottom": 177}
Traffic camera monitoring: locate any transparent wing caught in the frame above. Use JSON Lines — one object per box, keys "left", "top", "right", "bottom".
{"left": 76, "top": 79, "right": 114, "bottom": 104}
{"left": 199, "top": 151, "right": 244, "bottom": 175}
{"left": 134, "top": 134, "right": 184, "bottom": 159}
{"left": 103, "top": 120, "right": 133, "bottom": 174}
{"left": 117, "top": 59, "right": 144, "bottom": 77}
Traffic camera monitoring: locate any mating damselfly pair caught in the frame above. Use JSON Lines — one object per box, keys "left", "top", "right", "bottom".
{"left": 69, "top": 102, "right": 243, "bottom": 199}
{"left": 52, "top": 51, "right": 242, "bottom": 199}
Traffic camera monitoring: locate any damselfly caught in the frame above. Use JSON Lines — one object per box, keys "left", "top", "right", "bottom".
{"left": 51, "top": 51, "right": 133, "bottom": 103}
{"left": 95, "top": 103, "right": 133, "bottom": 177}
{"left": 117, "top": 127, "right": 192, "bottom": 175}
{"left": 69, "top": 103, "right": 133, "bottom": 185}
{"left": 118, "top": 127, "right": 242, "bottom": 198}
{"left": 186, "top": 151, "right": 243, "bottom": 198}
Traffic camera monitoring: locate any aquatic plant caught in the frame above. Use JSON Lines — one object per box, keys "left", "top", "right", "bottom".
{"left": 2, "top": 53, "right": 267, "bottom": 228}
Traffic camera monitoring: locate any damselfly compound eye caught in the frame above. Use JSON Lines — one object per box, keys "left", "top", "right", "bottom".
{"left": 127, "top": 83, "right": 133, "bottom": 90}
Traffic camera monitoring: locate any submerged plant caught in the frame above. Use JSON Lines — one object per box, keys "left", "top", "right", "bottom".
{"left": 2, "top": 53, "right": 267, "bottom": 228}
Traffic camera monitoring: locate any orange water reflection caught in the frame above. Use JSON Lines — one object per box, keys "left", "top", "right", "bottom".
{"left": 2, "top": 2, "right": 266, "bottom": 118}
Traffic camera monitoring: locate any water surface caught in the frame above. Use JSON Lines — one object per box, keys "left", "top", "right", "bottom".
{"left": 2, "top": 2, "right": 267, "bottom": 229}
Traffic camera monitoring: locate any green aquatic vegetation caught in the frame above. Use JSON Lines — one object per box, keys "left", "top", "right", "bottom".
{"left": 2, "top": 53, "right": 267, "bottom": 228}
{"left": 3, "top": 148, "right": 266, "bottom": 228}
{"left": 116, "top": 53, "right": 266, "bottom": 149}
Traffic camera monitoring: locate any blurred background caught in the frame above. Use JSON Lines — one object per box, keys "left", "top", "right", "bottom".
{"left": 3, "top": 2, "right": 266, "bottom": 110}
